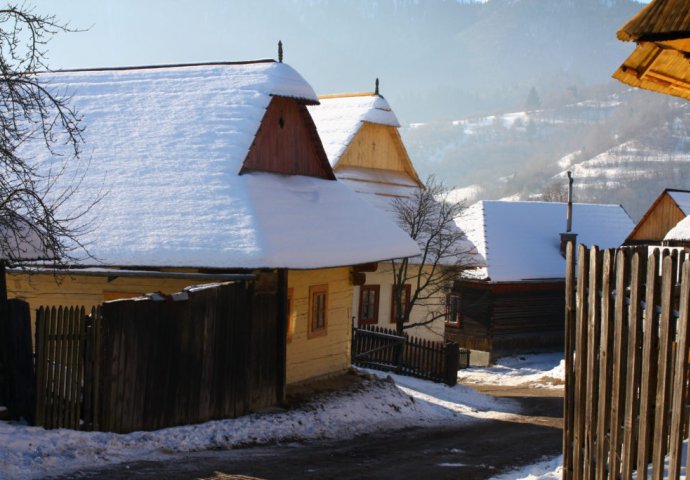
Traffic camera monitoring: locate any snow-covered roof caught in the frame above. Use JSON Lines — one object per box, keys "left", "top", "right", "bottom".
{"left": 668, "top": 190, "right": 690, "bottom": 215}
{"left": 664, "top": 215, "right": 690, "bottom": 241}
{"left": 17, "top": 61, "right": 419, "bottom": 269}
{"left": 308, "top": 94, "right": 400, "bottom": 166}
{"left": 457, "top": 201, "right": 634, "bottom": 282}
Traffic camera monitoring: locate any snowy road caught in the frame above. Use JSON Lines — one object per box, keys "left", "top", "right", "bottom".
{"left": 47, "top": 392, "right": 563, "bottom": 480}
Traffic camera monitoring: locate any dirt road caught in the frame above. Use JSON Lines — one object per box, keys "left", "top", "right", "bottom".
{"left": 49, "top": 387, "right": 563, "bottom": 480}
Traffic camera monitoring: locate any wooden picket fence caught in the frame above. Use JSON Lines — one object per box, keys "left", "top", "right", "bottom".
{"left": 563, "top": 243, "right": 690, "bottom": 480}
{"left": 352, "top": 325, "right": 467, "bottom": 386}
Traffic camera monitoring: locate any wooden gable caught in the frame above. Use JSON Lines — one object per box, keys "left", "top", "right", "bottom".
{"left": 241, "top": 96, "right": 335, "bottom": 180}
{"left": 626, "top": 190, "right": 688, "bottom": 244}
{"left": 336, "top": 122, "right": 423, "bottom": 187}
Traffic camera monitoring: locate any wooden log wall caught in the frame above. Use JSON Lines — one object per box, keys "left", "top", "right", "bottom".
{"left": 563, "top": 244, "right": 690, "bottom": 480}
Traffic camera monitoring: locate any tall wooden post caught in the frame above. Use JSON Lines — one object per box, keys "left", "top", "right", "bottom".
{"left": 0, "top": 259, "right": 8, "bottom": 410}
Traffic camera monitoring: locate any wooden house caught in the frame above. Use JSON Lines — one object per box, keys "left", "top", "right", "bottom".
{"left": 308, "top": 90, "right": 477, "bottom": 341}
{"left": 614, "top": 0, "right": 690, "bottom": 100}
{"left": 6, "top": 61, "right": 419, "bottom": 387}
{"left": 449, "top": 200, "right": 634, "bottom": 364}
{"left": 624, "top": 189, "right": 690, "bottom": 245}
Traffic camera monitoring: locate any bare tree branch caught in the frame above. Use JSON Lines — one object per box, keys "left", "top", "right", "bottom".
{"left": 389, "top": 175, "right": 478, "bottom": 335}
{"left": 0, "top": 4, "right": 97, "bottom": 267}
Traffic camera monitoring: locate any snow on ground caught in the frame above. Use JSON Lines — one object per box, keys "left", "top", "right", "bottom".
{"left": 490, "top": 454, "right": 564, "bottom": 480}
{"left": 0, "top": 368, "right": 522, "bottom": 479}
{"left": 458, "top": 352, "right": 565, "bottom": 389}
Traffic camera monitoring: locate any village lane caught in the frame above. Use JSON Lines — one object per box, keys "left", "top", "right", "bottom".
{"left": 48, "top": 391, "right": 563, "bottom": 480}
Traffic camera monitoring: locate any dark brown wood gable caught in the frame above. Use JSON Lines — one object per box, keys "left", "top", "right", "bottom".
{"left": 240, "top": 96, "right": 335, "bottom": 179}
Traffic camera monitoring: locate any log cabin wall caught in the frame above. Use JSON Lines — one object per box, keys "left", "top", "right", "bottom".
{"left": 489, "top": 282, "right": 565, "bottom": 358}
{"left": 445, "top": 282, "right": 492, "bottom": 352}
{"left": 446, "top": 280, "right": 565, "bottom": 363}
{"left": 242, "top": 96, "right": 334, "bottom": 179}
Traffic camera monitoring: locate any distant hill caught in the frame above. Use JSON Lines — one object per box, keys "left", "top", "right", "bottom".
{"left": 282, "top": 0, "right": 644, "bottom": 121}
{"left": 402, "top": 86, "right": 690, "bottom": 221}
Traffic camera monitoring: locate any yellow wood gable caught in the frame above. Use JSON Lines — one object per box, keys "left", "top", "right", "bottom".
{"left": 626, "top": 191, "right": 688, "bottom": 243}
{"left": 335, "top": 122, "right": 423, "bottom": 188}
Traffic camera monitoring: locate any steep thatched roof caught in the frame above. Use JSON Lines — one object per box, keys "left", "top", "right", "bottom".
{"left": 613, "top": 0, "right": 690, "bottom": 100}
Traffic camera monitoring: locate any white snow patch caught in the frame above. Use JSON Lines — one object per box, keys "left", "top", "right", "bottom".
{"left": 447, "top": 184, "right": 483, "bottom": 204}
{"left": 458, "top": 353, "right": 565, "bottom": 388}
{"left": 490, "top": 454, "right": 564, "bottom": 480}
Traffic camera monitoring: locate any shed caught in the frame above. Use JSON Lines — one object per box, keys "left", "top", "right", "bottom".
{"left": 449, "top": 200, "right": 634, "bottom": 364}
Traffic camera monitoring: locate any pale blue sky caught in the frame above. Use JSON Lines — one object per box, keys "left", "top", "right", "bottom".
{"left": 33, "top": 1, "right": 650, "bottom": 96}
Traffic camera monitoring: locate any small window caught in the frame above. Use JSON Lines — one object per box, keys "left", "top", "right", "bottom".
{"left": 446, "top": 293, "right": 462, "bottom": 327}
{"left": 390, "top": 284, "right": 411, "bottom": 323}
{"left": 287, "top": 288, "right": 295, "bottom": 343}
{"left": 308, "top": 284, "right": 328, "bottom": 338}
{"left": 359, "top": 285, "right": 380, "bottom": 325}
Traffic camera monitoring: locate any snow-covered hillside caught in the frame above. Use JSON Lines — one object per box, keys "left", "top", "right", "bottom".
{"left": 403, "top": 86, "right": 690, "bottom": 221}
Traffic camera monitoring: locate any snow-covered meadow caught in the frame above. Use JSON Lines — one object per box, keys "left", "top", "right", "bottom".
{"left": 0, "top": 354, "right": 565, "bottom": 479}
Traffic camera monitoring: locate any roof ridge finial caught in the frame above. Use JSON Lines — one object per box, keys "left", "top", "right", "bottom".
{"left": 375, "top": 77, "right": 379, "bottom": 96}
{"left": 278, "top": 40, "right": 283, "bottom": 63}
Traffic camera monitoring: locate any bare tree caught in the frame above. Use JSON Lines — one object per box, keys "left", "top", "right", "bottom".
{"left": 541, "top": 180, "right": 568, "bottom": 202}
{"left": 390, "top": 175, "right": 478, "bottom": 335}
{"left": 0, "top": 5, "right": 94, "bottom": 267}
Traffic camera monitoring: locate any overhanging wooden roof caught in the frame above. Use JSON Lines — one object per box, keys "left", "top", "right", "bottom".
{"left": 613, "top": 0, "right": 690, "bottom": 100}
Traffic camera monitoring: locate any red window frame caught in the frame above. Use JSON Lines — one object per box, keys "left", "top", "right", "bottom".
{"left": 358, "top": 285, "right": 380, "bottom": 325}
{"left": 390, "top": 284, "right": 411, "bottom": 323}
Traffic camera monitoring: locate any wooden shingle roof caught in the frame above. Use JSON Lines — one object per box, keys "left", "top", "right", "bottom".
{"left": 614, "top": 0, "right": 690, "bottom": 100}
{"left": 617, "top": 0, "right": 690, "bottom": 42}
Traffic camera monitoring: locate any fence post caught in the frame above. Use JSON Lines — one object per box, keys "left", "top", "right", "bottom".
{"left": 444, "top": 342, "right": 459, "bottom": 386}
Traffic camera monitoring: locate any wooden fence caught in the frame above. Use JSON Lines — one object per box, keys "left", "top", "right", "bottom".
{"left": 33, "top": 274, "right": 286, "bottom": 433}
{"left": 563, "top": 243, "right": 690, "bottom": 480}
{"left": 351, "top": 325, "right": 467, "bottom": 386}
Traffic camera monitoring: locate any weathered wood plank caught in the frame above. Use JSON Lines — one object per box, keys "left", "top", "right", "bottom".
{"left": 584, "top": 246, "right": 602, "bottom": 480}
{"left": 638, "top": 249, "right": 661, "bottom": 479}
{"left": 573, "top": 244, "right": 590, "bottom": 480}
{"left": 563, "top": 241, "right": 577, "bottom": 480}
{"left": 595, "top": 249, "right": 615, "bottom": 480}
{"left": 668, "top": 260, "right": 690, "bottom": 480}
{"left": 608, "top": 248, "right": 629, "bottom": 480}
{"left": 621, "top": 250, "right": 646, "bottom": 479}
{"left": 652, "top": 255, "right": 676, "bottom": 480}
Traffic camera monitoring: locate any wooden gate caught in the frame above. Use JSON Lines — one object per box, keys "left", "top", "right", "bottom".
{"left": 563, "top": 243, "right": 690, "bottom": 480}
{"left": 352, "top": 325, "right": 463, "bottom": 386}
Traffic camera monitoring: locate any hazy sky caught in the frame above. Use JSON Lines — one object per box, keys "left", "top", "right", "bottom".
{"left": 31, "top": 0, "right": 651, "bottom": 99}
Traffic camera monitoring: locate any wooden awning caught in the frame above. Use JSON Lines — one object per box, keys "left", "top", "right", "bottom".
{"left": 613, "top": 0, "right": 690, "bottom": 99}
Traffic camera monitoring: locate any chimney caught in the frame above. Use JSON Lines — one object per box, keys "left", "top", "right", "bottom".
{"left": 560, "top": 171, "right": 577, "bottom": 257}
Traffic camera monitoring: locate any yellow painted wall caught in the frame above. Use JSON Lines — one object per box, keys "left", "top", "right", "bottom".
{"left": 336, "top": 123, "right": 421, "bottom": 185}
{"left": 10, "top": 268, "right": 356, "bottom": 386}
{"left": 286, "top": 267, "right": 353, "bottom": 385}
{"left": 352, "top": 263, "right": 446, "bottom": 342}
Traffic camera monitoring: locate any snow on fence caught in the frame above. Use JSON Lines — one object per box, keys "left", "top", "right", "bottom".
{"left": 351, "top": 325, "right": 467, "bottom": 386}
{"left": 32, "top": 275, "right": 285, "bottom": 433}
{"left": 563, "top": 244, "right": 690, "bottom": 480}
